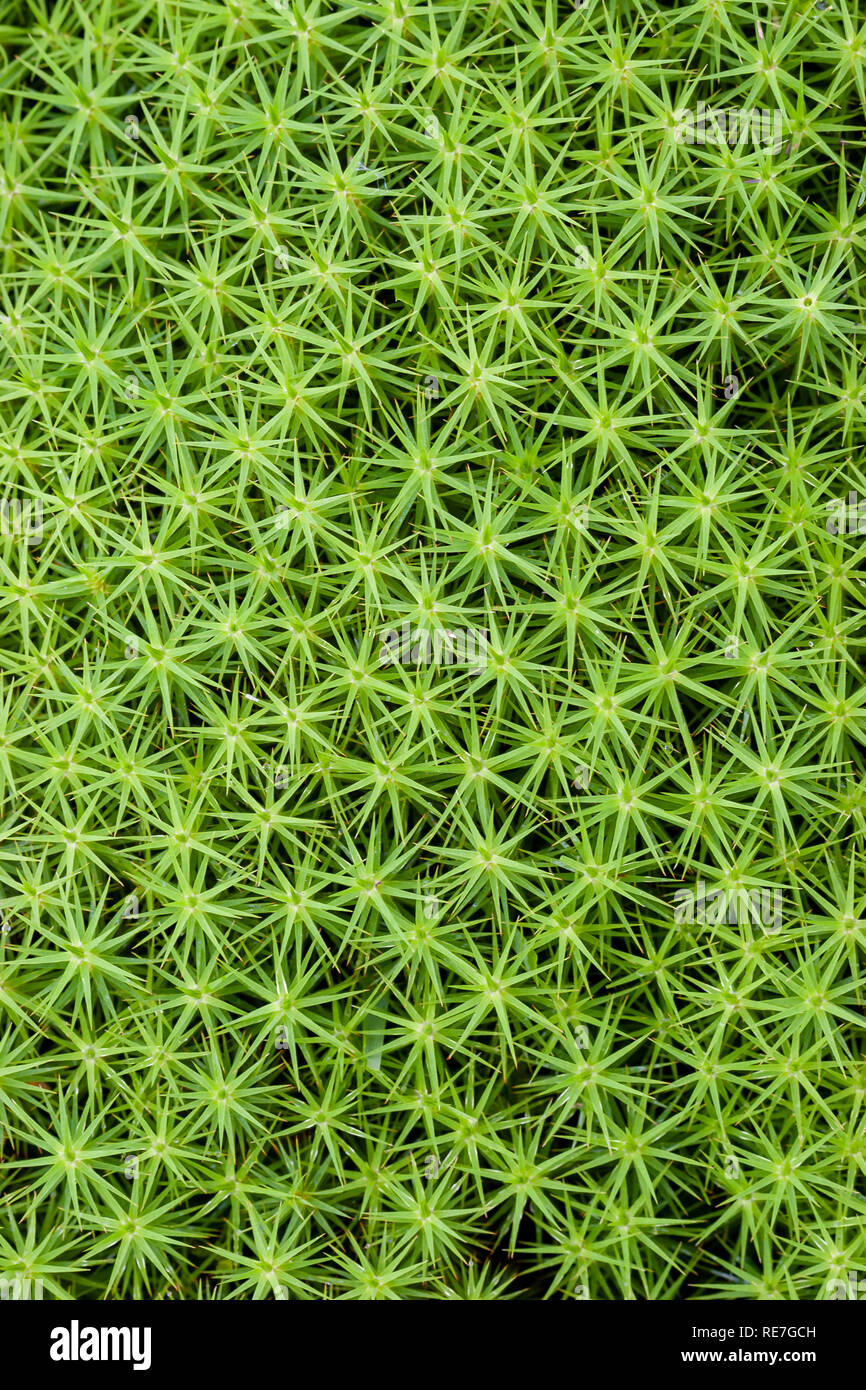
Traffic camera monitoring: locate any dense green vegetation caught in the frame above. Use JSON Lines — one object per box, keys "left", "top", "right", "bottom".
{"left": 0, "top": 0, "right": 865, "bottom": 1299}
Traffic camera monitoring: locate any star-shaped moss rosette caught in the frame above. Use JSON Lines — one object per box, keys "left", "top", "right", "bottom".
{"left": 0, "top": 0, "right": 864, "bottom": 1301}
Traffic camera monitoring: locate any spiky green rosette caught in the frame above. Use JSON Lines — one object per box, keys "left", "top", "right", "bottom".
{"left": 0, "top": 0, "right": 864, "bottom": 1300}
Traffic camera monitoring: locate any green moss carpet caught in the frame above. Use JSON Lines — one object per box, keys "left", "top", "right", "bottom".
{"left": 0, "top": 0, "right": 865, "bottom": 1300}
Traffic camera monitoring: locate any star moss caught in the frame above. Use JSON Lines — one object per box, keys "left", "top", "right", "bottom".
{"left": 0, "top": 0, "right": 865, "bottom": 1301}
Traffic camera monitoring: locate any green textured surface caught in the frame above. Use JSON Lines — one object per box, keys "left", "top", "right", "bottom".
{"left": 0, "top": 0, "right": 865, "bottom": 1300}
